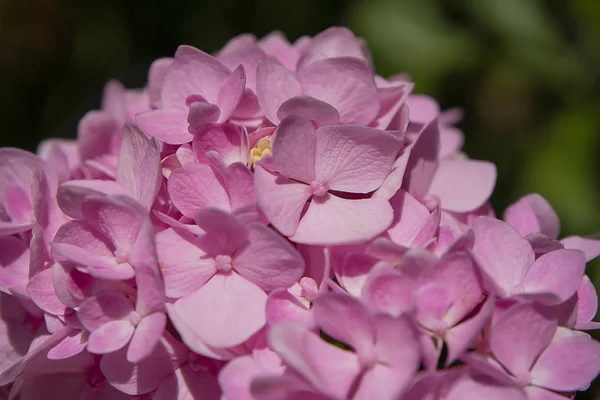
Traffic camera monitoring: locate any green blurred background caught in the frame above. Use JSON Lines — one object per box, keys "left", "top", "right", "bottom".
{"left": 1, "top": 0, "right": 600, "bottom": 396}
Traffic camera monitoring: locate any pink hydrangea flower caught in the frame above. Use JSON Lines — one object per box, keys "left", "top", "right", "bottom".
{"left": 255, "top": 115, "right": 400, "bottom": 245}
{"left": 1, "top": 27, "right": 600, "bottom": 400}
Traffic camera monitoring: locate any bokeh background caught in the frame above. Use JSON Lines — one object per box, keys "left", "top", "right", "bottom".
{"left": 1, "top": 0, "right": 600, "bottom": 396}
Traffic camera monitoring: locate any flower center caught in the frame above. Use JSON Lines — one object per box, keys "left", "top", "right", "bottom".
{"left": 114, "top": 249, "right": 128, "bottom": 264}
{"left": 129, "top": 311, "right": 142, "bottom": 326}
{"left": 250, "top": 137, "right": 272, "bottom": 167}
{"left": 512, "top": 284, "right": 525, "bottom": 295}
{"left": 357, "top": 346, "right": 377, "bottom": 370}
{"left": 215, "top": 255, "right": 233, "bottom": 272}
{"left": 310, "top": 181, "right": 329, "bottom": 197}
{"left": 515, "top": 371, "right": 531, "bottom": 387}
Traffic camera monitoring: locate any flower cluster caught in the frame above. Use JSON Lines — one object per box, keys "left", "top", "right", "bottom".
{"left": 1, "top": 27, "right": 600, "bottom": 399}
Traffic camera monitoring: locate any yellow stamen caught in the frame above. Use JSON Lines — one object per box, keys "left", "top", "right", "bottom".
{"left": 250, "top": 136, "right": 273, "bottom": 167}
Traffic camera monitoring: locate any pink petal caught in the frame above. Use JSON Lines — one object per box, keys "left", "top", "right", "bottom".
{"left": 254, "top": 165, "right": 312, "bottom": 237}
{"left": 445, "top": 370, "right": 526, "bottom": 400}
{"left": 471, "top": 217, "right": 535, "bottom": 297}
{"left": 29, "top": 226, "right": 49, "bottom": 277}
{"left": 503, "top": 194, "right": 560, "bottom": 239}
{"left": 277, "top": 96, "right": 340, "bottom": 127}
{"left": 372, "top": 144, "right": 411, "bottom": 199}
{"left": 256, "top": 59, "right": 302, "bottom": 124}
{"left": 313, "top": 293, "right": 374, "bottom": 354}
{"left": 168, "top": 164, "right": 231, "bottom": 218}
{"left": 47, "top": 330, "right": 87, "bottom": 360}
{"left": 259, "top": 32, "right": 299, "bottom": 69}
{"left": 86, "top": 320, "right": 134, "bottom": 354}
{"left": 148, "top": 57, "right": 173, "bottom": 107}
{"left": 194, "top": 208, "right": 249, "bottom": 257}
{"left": 76, "top": 111, "right": 120, "bottom": 160}
{"left": 166, "top": 303, "right": 237, "bottom": 360}
{"left": 298, "top": 57, "right": 379, "bottom": 125}
{"left": 29, "top": 164, "right": 61, "bottom": 237}
{"left": 490, "top": 303, "right": 557, "bottom": 378}
{"left": 234, "top": 223, "right": 305, "bottom": 291}
{"left": 445, "top": 294, "right": 494, "bottom": 365}
{"left": 530, "top": 328, "right": 600, "bottom": 391}
{"left": 372, "top": 82, "right": 412, "bottom": 130}
{"left": 0, "top": 148, "right": 45, "bottom": 193}
{"left": 268, "top": 321, "right": 361, "bottom": 399}
{"left": 100, "top": 332, "right": 189, "bottom": 395}
{"left": 192, "top": 123, "right": 248, "bottom": 166}
{"left": 414, "top": 284, "right": 453, "bottom": 331}
{"left": 525, "top": 233, "right": 564, "bottom": 258}
{"left": 52, "top": 244, "right": 132, "bottom": 281}
{"left": 77, "top": 291, "right": 134, "bottom": 331}
{"left": 439, "top": 126, "right": 464, "bottom": 158}
{"left": 127, "top": 312, "right": 167, "bottom": 363}
{"left": 219, "top": 355, "right": 274, "bottom": 400}
{"left": 0, "top": 294, "right": 37, "bottom": 376}
{"left": 130, "top": 218, "right": 165, "bottom": 316}
{"left": 37, "top": 138, "right": 78, "bottom": 181}
{"left": 292, "top": 195, "right": 394, "bottom": 245}
{"left": 374, "top": 314, "right": 420, "bottom": 372}
{"left": 187, "top": 101, "right": 220, "bottom": 128}
{"left": 575, "top": 275, "right": 599, "bottom": 330}
{"left": 0, "top": 236, "right": 29, "bottom": 296}
{"left": 354, "top": 364, "right": 412, "bottom": 400}
{"left": 521, "top": 249, "right": 586, "bottom": 304}
{"left": 115, "top": 124, "right": 161, "bottom": 210}
{"left": 401, "top": 119, "right": 440, "bottom": 200}
{"left": 56, "top": 179, "right": 127, "bottom": 220}
{"left": 387, "top": 189, "right": 432, "bottom": 247}
{"left": 405, "top": 95, "right": 440, "bottom": 125}
{"left": 102, "top": 79, "right": 125, "bottom": 117}
{"left": 272, "top": 115, "right": 317, "bottom": 184}
{"left": 52, "top": 221, "right": 135, "bottom": 281}
{"left": 26, "top": 269, "right": 66, "bottom": 316}
{"left": 82, "top": 195, "right": 145, "bottom": 250}
{"left": 217, "top": 64, "right": 246, "bottom": 122}
{"left": 162, "top": 45, "right": 232, "bottom": 108}
{"left": 339, "top": 252, "right": 379, "bottom": 297}
{"left": 174, "top": 272, "right": 267, "bottom": 347}
{"left": 361, "top": 267, "right": 415, "bottom": 317}
{"left": 314, "top": 125, "right": 399, "bottom": 193}
{"left": 266, "top": 288, "right": 310, "bottom": 326}
{"left": 428, "top": 159, "right": 496, "bottom": 213}
{"left": 561, "top": 235, "right": 600, "bottom": 262}
{"left": 135, "top": 108, "right": 191, "bottom": 144}
{"left": 4, "top": 185, "right": 34, "bottom": 227}
{"left": 420, "top": 253, "right": 483, "bottom": 328}
{"left": 299, "top": 27, "right": 369, "bottom": 67}
{"left": 204, "top": 151, "right": 255, "bottom": 212}
{"left": 217, "top": 34, "right": 265, "bottom": 89}
{"left": 156, "top": 228, "right": 216, "bottom": 298}
{"left": 0, "top": 220, "right": 34, "bottom": 236}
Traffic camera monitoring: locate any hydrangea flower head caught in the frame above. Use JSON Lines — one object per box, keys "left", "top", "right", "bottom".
{"left": 1, "top": 26, "right": 599, "bottom": 400}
